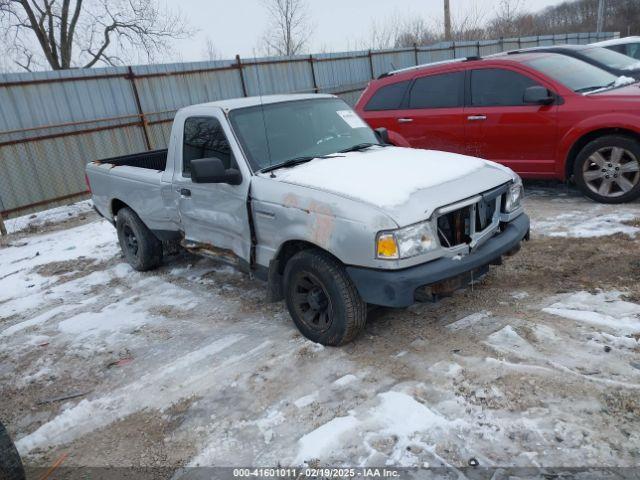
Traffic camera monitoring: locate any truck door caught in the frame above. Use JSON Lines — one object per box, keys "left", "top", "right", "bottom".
{"left": 172, "top": 113, "right": 252, "bottom": 265}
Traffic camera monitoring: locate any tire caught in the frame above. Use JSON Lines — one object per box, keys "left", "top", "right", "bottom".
{"left": 0, "top": 422, "right": 25, "bottom": 480}
{"left": 115, "top": 207, "right": 163, "bottom": 271}
{"left": 283, "top": 249, "right": 367, "bottom": 346}
{"left": 574, "top": 135, "right": 640, "bottom": 204}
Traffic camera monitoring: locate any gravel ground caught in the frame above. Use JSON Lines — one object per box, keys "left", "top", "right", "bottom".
{"left": 1, "top": 182, "right": 639, "bottom": 476}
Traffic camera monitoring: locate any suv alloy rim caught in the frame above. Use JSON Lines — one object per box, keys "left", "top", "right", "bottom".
{"left": 291, "top": 271, "right": 334, "bottom": 333}
{"left": 583, "top": 147, "right": 640, "bottom": 198}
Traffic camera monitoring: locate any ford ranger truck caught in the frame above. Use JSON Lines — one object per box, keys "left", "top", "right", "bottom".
{"left": 86, "top": 94, "right": 530, "bottom": 346}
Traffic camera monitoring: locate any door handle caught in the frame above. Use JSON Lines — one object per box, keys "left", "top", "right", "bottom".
{"left": 180, "top": 188, "right": 191, "bottom": 197}
{"left": 467, "top": 115, "right": 487, "bottom": 121}
{"left": 397, "top": 118, "right": 413, "bottom": 123}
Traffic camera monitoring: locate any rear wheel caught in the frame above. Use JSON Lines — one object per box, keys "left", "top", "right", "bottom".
{"left": 116, "top": 207, "right": 163, "bottom": 271}
{"left": 284, "top": 250, "right": 367, "bottom": 346}
{"left": 574, "top": 135, "right": 640, "bottom": 203}
{"left": 0, "top": 422, "right": 25, "bottom": 480}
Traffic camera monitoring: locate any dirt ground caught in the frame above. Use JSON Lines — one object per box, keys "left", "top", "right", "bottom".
{"left": 1, "top": 182, "right": 639, "bottom": 476}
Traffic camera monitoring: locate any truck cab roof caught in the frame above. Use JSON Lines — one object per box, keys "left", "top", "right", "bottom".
{"left": 179, "top": 93, "right": 337, "bottom": 114}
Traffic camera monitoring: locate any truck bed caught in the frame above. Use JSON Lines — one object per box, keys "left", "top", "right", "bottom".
{"left": 101, "top": 149, "right": 168, "bottom": 171}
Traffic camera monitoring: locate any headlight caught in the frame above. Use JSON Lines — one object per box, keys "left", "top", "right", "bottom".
{"left": 376, "top": 221, "right": 438, "bottom": 259}
{"left": 504, "top": 181, "right": 524, "bottom": 213}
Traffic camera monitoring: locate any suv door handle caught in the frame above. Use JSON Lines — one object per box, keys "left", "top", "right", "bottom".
{"left": 397, "top": 118, "right": 413, "bottom": 123}
{"left": 467, "top": 115, "right": 487, "bottom": 121}
{"left": 180, "top": 188, "right": 191, "bottom": 197}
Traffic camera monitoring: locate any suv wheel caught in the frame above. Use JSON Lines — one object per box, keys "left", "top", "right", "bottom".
{"left": 116, "top": 207, "right": 163, "bottom": 271}
{"left": 574, "top": 135, "right": 640, "bottom": 203}
{"left": 283, "top": 250, "right": 367, "bottom": 346}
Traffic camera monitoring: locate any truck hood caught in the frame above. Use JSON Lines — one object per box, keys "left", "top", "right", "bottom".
{"left": 263, "top": 146, "right": 516, "bottom": 226}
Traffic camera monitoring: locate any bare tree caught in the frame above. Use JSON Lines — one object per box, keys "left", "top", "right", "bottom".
{"left": 202, "top": 37, "right": 221, "bottom": 61}
{"left": 261, "top": 0, "right": 313, "bottom": 56}
{"left": 0, "top": 0, "right": 190, "bottom": 71}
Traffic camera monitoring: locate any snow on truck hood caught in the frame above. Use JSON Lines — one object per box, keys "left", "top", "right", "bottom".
{"left": 267, "top": 146, "right": 514, "bottom": 223}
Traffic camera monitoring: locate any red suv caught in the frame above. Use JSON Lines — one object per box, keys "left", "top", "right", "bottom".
{"left": 355, "top": 52, "right": 640, "bottom": 203}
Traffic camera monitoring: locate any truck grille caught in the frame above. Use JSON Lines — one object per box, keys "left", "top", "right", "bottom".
{"left": 436, "top": 189, "right": 503, "bottom": 249}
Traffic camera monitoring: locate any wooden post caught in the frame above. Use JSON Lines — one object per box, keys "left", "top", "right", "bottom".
{"left": 368, "top": 50, "right": 375, "bottom": 79}
{"left": 309, "top": 55, "right": 318, "bottom": 93}
{"left": 413, "top": 43, "right": 419, "bottom": 66}
{"left": 0, "top": 212, "right": 7, "bottom": 236}
{"left": 127, "top": 66, "right": 152, "bottom": 151}
{"left": 236, "top": 55, "right": 248, "bottom": 97}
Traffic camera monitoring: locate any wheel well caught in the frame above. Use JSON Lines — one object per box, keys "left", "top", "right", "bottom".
{"left": 565, "top": 128, "right": 640, "bottom": 180}
{"left": 275, "top": 240, "right": 325, "bottom": 275}
{"left": 111, "top": 199, "right": 130, "bottom": 218}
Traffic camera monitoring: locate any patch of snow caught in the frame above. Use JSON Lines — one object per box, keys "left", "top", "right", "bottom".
{"left": 543, "top": 291, "right": 640, "bottom": 335}
{"left": 4, "top": 200, "right": 93, "bottom": 234}
{"left": 532, "top": 212, "right": 638, "bottom": 238}
{"left": 294, "top": 415, "right": 360, "bottom": 464}
{"left": 294, "top": 392, "right": 319, "bottom": 409}
{"left": 511, "top": 291, "right": 529, "bottom": 300}
{"left": 446, "top": 311, "right": 491, "bottom": 331}
{"left": 16, "top": 335, "right": 268, "bottom": 454}
{"left": 271, "top": 147, "right": 487, "bottom": 207}
{"left": 333, "top": 374, "right": 357, "bottom": 387}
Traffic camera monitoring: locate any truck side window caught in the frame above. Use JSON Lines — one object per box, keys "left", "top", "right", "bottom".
{"left": 470, "top": 68, "right": 540, "bottom": 107}
{"left": 183, "top": 116, "right": 234, "bottom": 176}
{"left": 408, "top": 72, "right": 464, "bottom": 109}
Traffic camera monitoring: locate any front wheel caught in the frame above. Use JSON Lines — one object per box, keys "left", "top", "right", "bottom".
{"left": 283, "top": 250, "right": 367, "bottom": 346}
{"left": 0, "top": 422, "right": 25, "bottom": 480}
{"left": 574, "top": 135, "right": 640, "bottom": 203}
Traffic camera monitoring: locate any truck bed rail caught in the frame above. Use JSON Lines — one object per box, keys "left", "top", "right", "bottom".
{"left": 101, "top": 149, "right": 168, "bottom": 171}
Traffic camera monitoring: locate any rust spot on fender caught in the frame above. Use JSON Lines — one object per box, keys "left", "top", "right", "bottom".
{"left": 308, "top": 201, "right": 335, "bottom": 247}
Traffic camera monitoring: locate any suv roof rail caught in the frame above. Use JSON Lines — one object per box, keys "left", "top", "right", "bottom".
{"left": 382, "top": 56, "right": 481, "bottom": 78}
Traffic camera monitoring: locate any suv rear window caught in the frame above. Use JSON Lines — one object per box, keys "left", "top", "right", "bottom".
{"left": 471, "top": 68, "right": 539, "bottom": 107}
{"left": 364, "top": 81, "right": 410, "bottom": 111}
{"left": 408, "top": 71, "right": 464, "bottom": 109}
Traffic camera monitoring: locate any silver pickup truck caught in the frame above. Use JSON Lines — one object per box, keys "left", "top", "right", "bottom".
{"left": 86, "top": 94, "right": 529, "bottom": 345}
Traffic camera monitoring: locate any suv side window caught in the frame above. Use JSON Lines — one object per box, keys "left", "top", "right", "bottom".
{"left": 182, "top": 116, "right": 234, "bottom": 176}
{"left": 408, "top": 71, "right": 464, "bottom": 109}
{"left": 471, "top": 68, "right": 540, "bottom": 107}
{"left": 364, "top": 80, "right": 410, "bottom": 111}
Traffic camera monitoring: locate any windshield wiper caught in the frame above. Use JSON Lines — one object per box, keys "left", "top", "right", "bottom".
{"left": 338, "top": 142, "right": 382, "bottom": 153}
{"left": 576, "top": 81, "right": 616, "bottom": 93}
{"left": 259, "top": 154, "right": 338, "bottom": 174}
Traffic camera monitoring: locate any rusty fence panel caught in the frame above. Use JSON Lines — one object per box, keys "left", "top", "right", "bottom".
{"left": 0, "top": 31, "right": 618, "bottom": 219}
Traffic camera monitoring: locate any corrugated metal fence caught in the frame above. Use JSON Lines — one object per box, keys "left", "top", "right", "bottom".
{"left": 0, "top": 31, "right": 617, "bottom": 219}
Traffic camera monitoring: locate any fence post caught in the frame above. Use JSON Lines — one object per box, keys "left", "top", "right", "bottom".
{"left": 309, "top": 55, "right": 318, "bottom": 93}
{"left": 368, "top": 50, "right": 375, "bottom": 79}
{"left": 126, "top": 66, "right": 152, "bottom": 151}
{"left": 236, "top": 55, "right": 248, "bottom": 97}
{"left": 0, "top": 212, "right": 6, "bottom": 236}
{"left": 413, "top": 43, "right": 419, "bottom": 66}
{"left": 476, "top": 41, "right": 481, "bottom": 56}
{"left": 536, "top": 35, "right": 540, "bottom": 46}
{"left": 499, "top": 36, "right": 504, "bottom": 52}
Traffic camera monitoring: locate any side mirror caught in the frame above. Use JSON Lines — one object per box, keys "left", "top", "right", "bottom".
{"left": 523, "top": 86, "right": 555, "bottom": 105}
{"left": 191, "top": 157, "right": 242, "bottom": 185}
{"left": 374, "top": 127, "right": 390, "bottom": 145}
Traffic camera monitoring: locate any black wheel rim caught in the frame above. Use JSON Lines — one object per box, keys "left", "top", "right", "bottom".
{"left": 291, "top": 271, "right": 333, "bottom": 333}
{"left": 123, "top": 225, "right": 139, "bottom": 256}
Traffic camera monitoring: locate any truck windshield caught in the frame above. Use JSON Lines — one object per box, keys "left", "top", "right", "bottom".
{"left": 524, "top": 55, "right": 620, "bottom": 93}
{"left": 228, "top": 98, "right": 380, "bottom": 172}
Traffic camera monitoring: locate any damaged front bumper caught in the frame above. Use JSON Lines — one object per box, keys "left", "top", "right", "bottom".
{"left": 346, "top": 214, "right": 530, "bottom": 308}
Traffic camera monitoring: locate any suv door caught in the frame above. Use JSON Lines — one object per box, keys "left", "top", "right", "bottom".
{"left": 393, "top": 70, "right": 467, "bottom": 154}
{"left": 465, "top": 67, "right": 558, "bottom": 177}
{"left": 172, "top": 114, "right": 251, "bottom": 264}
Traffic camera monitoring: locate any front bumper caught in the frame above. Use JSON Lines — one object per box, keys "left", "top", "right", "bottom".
{"left": 346, "top": 214, "right": 530, "bottom": 308}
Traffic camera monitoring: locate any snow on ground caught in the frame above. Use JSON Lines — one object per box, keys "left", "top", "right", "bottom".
{"left": 3, "top": 200, "right": 93, "bottom": 234}
{"left": 1, "top": 187, "right": 640, "bottom": 470}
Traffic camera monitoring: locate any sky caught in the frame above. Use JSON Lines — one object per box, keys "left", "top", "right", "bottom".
{"left": 172, "top": 0, "right": 568, "bottom": 62}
